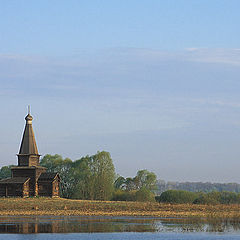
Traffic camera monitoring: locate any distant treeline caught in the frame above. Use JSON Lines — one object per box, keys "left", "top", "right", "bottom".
{"left": 1, "top": 152, "right": 240, "bottom": 202}
{"left": 156, "top": 190, "right": 240, "bottom": 205}
{"left": 156, "top": 180, "right": 240, "bottom": 194}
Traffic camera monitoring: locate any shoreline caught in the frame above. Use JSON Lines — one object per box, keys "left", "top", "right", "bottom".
{"left": 0, "top": 198, "right": 240, "bottom": 219}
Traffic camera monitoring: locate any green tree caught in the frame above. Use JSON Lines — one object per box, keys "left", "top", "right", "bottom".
{"left": 0, "top": 165, "right": 14, "bottom": 180}
{"left": 92, "top": 151, "right": 115, "bottom": 200}
{"left": 40, "top": 154, "right": 73, "bottom": 198}
{"left": 157, "top": 190, "right": 199, "bottom": 204}
{"left": 135, "top": 187, "right": 155, "bottom": 202}
{"left": 114, "top": 176, "right": 126, "bottom": 190}
{"left": 71, "top": 151, "right": 115, "bottom": 200}
{"left": 112, "top": 189, "right": 136, "bottom": 201}
{"left": 219, "top": 191, "right": 240, "bottom": 204}
{"left": 135, "top": 170, "right": 157, "bottom": 191}
{"left": 125, "top": 177, "right": 136, "bottom": 191}
{"left": 71, "top": 156, "right": 95, "bottom": 200}
{"left": 193, "top": 192, "right": 220, "bottom": 205}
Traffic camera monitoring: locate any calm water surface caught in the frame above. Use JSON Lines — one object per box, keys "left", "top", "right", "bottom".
{"left": 0, "top": 216, "right": 239, "bottom": 239}
{"left": 1, "top": 232, "right": 240, "bottom": 240}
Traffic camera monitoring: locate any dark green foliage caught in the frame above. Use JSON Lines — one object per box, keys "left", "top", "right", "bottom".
{"left": 125, "top": 177, "right": 136, "bottom": 191}
{"left": 112, "top": 188, "right": 155, "bottom": 202}
{"left": 157, "top": 190, "right": 240, "bottom": 205}
{"left": 112, "top": 169, "right": 157, "bottom": 202}
{"left": 114, "top": 176, "right": 126, "bottom": 190}
{"left": 41, "top": 151, "right": 115, "bottom": 200}
{"left": 220, "top": 191, "right": 240, "bottom": 204}
{"left": 193, "top": 192, "right": 221, "bottom": 205}
{"left": 71, "top": 151, "right": 115, "bottom": 200}
{"left": 193, "top": 191, "right": 240, "bottom": 205}
{"left": 0, "top": 165, "right": 14, "bottom": 180}
{"left": 40, "top": 154, "right": 73, "bottom": 198}
{"left": 111, "top": 189, "right": 136, "bottom": 201}
{"left": 135, "top": 187, "right": 155, "bottom": 202}
{"left": 157, "top": 190, "right": 199, "bottom": 204}
{"left": 70, "top": 156, "right": 93, "bottom": 200}
{"left": 92, "top": 151, "right": 115, "bottom": 200}
{"left": 135, "top": 170, "right": 157, "bottom": 191}
{"left": 114, "top": 170, "right": 157, "bottom": 192}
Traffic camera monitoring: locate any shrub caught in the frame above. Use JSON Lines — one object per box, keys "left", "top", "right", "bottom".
{"left": 157, "top": 190, "right": 198, "bottom": 204}
{"left": 112, "top": 188, "right": 155, "bottom": 202}
{"left": 193, "top": 191, "right": 222, "bottom": 205}
{"left": 157, "top": 190, "right": 240, "bottom": 205}
{"left": 219, "top": 191, "right": 240, "bottom": 204}
{"left": 135, "top": 187, "right": 155, "bottom": 202}
{"left": 111, "top": 190, "right": 136, "bottom": 201}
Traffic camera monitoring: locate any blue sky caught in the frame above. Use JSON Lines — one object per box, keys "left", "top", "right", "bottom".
{"left": 1, "top": 1, "right": 240, "bottom": 182}
{"left": 1, "top": 1, "right": 240, "bottom": 53}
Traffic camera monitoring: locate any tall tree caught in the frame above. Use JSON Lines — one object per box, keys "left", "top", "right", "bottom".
{"left": 71, "top": 156, "right": 95, "bottom": 200}
{"left": 40, "top": 154, "right": 73, "bottom": 198}
{"left": 93, "top": 151, "right": 115, "bottom": 200}
{"left": 135, "top": 169, "right": 157, "bottom": 191}
{"left": 71, "top": 151, "right": 115, "bottom": 200}
{"left": 114, "top": 176, "right": 126, "bottom": 190}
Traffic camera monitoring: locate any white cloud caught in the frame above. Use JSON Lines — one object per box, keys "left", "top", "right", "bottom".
{"left": 192, "top": 98, "right": 240, "bottom": 108}
{"left": 180, "top": 48, "right": 240, "bottom": 66}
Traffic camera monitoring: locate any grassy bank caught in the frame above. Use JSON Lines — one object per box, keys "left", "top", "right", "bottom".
{"left": 0, "top": 197, "right": 240, "bottom": 218}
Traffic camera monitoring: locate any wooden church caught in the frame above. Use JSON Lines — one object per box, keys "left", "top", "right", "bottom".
{"left": 0, "top": 110, "right": 60, "bottom": 198}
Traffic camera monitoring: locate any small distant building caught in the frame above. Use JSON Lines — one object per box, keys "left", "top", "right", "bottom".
{"left": 0, "top": 110, "right": 60, "bottom": 197}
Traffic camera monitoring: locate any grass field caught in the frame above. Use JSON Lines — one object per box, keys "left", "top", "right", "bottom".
{"left": 0, "top": 198, "right": 240, "bottom": 218}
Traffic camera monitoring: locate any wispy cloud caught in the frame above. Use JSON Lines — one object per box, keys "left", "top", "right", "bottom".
{"left": 183, "top": 48, "right": 240, "bottom": 66}
{"left": 192, "top": 98, "right": 240, "bottom": 108}
{"left": 1, "top": 47, "right": 240, "bottom": 98}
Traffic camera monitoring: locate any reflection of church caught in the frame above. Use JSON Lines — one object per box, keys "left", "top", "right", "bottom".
{"left": 0, "top": 110, "right": 60, "bottom": 197}
{"left": 0, "top": 216, "right": 60, "bottom": 233}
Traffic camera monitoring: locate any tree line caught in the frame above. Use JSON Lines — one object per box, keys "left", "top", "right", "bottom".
{"left": 156, "top": 190, "right": 240, "bottom": 204}
{"left": 156, "top": 180, "right": 240, "bottom": 194}
{"left": 1, "top": 152, "right": 240, "bottom": 203}
{"left": 0, "top": 151, "right": 157, "bottom": 201}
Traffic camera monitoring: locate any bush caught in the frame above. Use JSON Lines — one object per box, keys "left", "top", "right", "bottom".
{"left": 220, "top": 191, "right": 240, "bottom": 204}
{"left": 193, "top": 192, "right": 220, "bottom": 205}
{"left": 111, "top": 190, "right": 136, "bottom": 201}
{"left": 157, "top": 190, "right": 198, "bottom": 204}
{"left": 0, "top": 165, "right": 14, "bottom": 180}
{"left": 156, "top": 190, "right": 240, "bottom": 205}
{"left": 194, "top": 191, "right": 240, "bottom": 205}
{"left": 112, "top": 188, "right": 155, "bottom": 202}
{"left": 135, "top": 187, "right": 155, "bottom": 202}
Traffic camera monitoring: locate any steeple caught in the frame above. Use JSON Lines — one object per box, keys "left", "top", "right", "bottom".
{"left": 17, "top": 107, "right": 40, "bottom": 166}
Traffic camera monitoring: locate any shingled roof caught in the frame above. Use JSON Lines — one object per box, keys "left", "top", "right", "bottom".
{"left": 18, "top": 113, "right": 39, "bottom": 155}
{"left": 38, "top": 172, "right": 59, "bottom": 181}
{"left": 0, "top": 177, "right": 30, "bottom": 184}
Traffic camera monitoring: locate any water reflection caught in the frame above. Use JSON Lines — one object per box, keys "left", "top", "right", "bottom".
{"left": 154, "top": 218, "right": 240, "bottom": 233}
{"left": 0, "top": 216, "right": 240, "bottom": 234}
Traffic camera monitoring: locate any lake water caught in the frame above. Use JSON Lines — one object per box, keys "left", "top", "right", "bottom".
{"left": 0, "top": 216, "right": 240, "bottom": 239}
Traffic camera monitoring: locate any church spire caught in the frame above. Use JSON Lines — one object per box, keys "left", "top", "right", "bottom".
{"left": 18, "top": 107, "right": 40, "bottom": 166}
